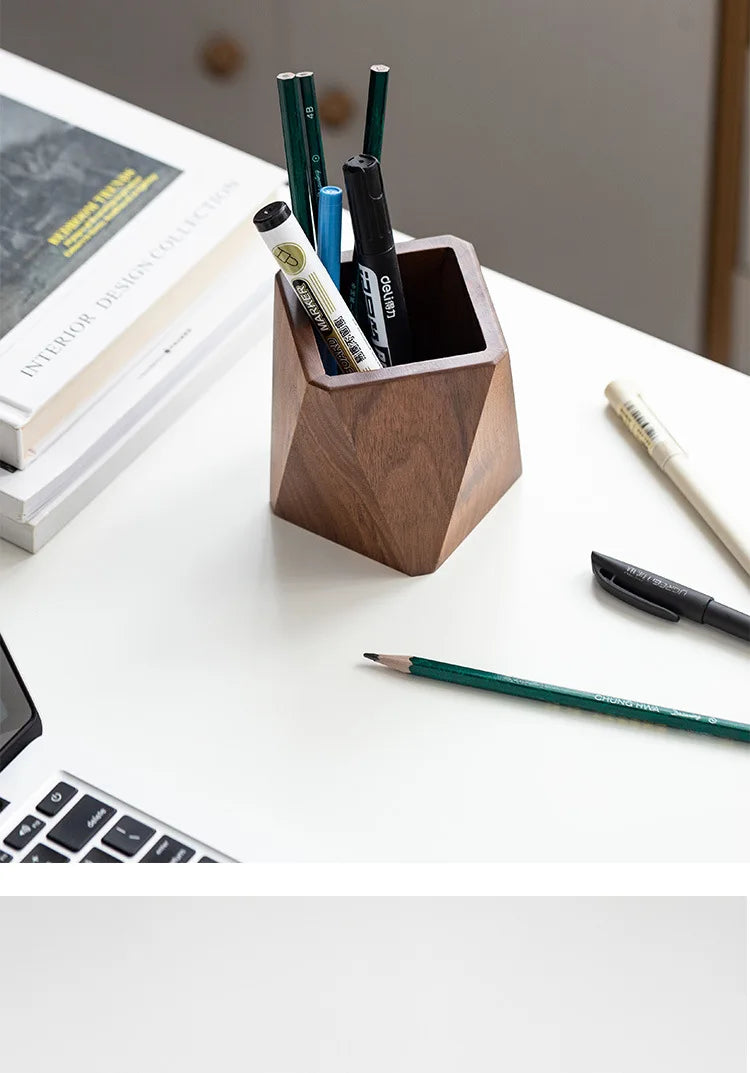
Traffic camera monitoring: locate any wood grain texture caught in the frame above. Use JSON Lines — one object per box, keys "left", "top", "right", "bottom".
{"left": 270, "top": 235, "right": 522, "bottom": 575}
{"left": 704, "top": 0, "right": 749, "bottom": 364}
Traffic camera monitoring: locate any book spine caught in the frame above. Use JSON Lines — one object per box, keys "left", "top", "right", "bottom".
{"left": 0, "top": 422, "right": 22, "bottom": 470}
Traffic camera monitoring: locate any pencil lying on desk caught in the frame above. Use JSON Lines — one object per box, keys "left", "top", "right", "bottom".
{"left": 363, "top": 654, "right": 750, "bottom": 744}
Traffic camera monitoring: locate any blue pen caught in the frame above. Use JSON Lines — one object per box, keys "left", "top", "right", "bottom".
{"left": 318, "top": 186, "right": 342, "bottom": 289}
{"left": 316, "top": 186, "right": 343, "bottom": 375}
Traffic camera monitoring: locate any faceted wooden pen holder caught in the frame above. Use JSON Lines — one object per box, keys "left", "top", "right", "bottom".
{"left": 270, "top": 235, "right": 522, "bottom": 576}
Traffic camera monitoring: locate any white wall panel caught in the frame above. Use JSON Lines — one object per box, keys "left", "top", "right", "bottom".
{"left": 2, "top": 0, "right": 718, "bottom": 352}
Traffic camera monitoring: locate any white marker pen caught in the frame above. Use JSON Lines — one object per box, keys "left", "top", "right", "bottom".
{"left": 605, "top": 378, "right": 750, "bottom": 577}
{"left": 253, "top": 200, "right": 382, "bottom": 374}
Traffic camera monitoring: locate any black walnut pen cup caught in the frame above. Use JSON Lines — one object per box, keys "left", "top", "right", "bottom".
{"left": 269, "top": 234, "right": 522, "bottom": 575}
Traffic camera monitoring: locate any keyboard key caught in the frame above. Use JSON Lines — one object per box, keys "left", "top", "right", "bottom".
{"left": 4, "top": 815, "right": 45, "bottom": 851}
{"left": 0, "top": 850, "right": 13, "bottom": 862}
{"left": 198, "top": 856, "right": 218, "bottom": 863}
{"left": 21, "top": 844, "right": 69, "bottom": 863}
{"left": 0, "top": 797, "right": 9, "bottom": 813}
{"left": 102, "top": 815, "right": 156, "bottom": 857}
{"left": 48, "top": 795, "right": 115, "bottom": 853}
{"left": 81, "top": 847, "right": 121, "bottom": 863}
{"left": 37, "top": 782, "right": 77, "bottom": 817}
{"left": 141, "top": 836, "right": 194, "bottom": 863}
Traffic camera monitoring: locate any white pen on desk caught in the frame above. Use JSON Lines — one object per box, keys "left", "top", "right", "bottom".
{"left": 605, "top": 378, "right": 750, "bottom": 578}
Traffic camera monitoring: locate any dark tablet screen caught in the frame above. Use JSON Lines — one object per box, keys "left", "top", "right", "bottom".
{"left": 0, "top": 636, "right": 35, "bottom": 750}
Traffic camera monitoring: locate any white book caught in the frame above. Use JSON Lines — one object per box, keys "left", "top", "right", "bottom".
{"left": 0, "top": 232, "right": 275, "bottom": 523}
{"left": 0, "top": 49, "right": 283, "bottom": 467}
{"left": 0, "top": 294, "right": 273, "bottom": 553}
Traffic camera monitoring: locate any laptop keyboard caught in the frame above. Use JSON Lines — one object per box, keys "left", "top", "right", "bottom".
{"left": 0, "top": 774, "right": 231, "bottom": 863}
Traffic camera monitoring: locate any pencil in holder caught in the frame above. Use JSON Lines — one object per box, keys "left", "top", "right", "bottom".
{"left": 270, "top": 235, "right": 522, "bottom": 575}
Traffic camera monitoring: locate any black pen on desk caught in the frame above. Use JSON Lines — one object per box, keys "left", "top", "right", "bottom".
{"left": 591, "top": 551, "right": 750, "bottom": 642}
{"left": 343, "top": 154, "right": 412, "bottom": 367}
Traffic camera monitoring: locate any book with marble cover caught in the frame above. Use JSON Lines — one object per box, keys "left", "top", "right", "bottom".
{"left": 0, "top": 50, "right": 283, "bottom": 468}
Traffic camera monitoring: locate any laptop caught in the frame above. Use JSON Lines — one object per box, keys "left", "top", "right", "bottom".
{"left": 0, "top": 631, "right": 232, "bottom": 862}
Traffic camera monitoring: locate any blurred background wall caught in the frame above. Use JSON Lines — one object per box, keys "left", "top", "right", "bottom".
{"left": 2, "top": 0, "right": 748, "bottom": 369}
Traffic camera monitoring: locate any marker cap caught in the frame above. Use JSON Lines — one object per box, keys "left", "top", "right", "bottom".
{"left": 253, "top": 201, "right": 291, "bottom": 233}
{"left": 343, "top": 154, "right": 393, "bottom": 253}
{"left": 318, "top": 186, "right": 343, "bottom": 291}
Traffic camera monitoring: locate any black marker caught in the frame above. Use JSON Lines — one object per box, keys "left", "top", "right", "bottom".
{"left": 343, "top": 154, "right": 412, "bottom": 367}
{"left": 591, "top": 551, "right": 750, "bottom": 642}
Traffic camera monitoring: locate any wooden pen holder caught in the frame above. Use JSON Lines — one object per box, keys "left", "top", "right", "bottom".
{"left": 270, "top": 235, "right": 522, "bottom": 576}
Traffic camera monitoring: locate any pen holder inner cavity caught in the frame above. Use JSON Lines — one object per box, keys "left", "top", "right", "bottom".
{"left": 340, "top": 244, "right": 486, "bottom": 365}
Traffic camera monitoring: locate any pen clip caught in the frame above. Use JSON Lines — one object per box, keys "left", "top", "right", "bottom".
{"left": 592, "top": 557, "right": 680, "bottom": 622}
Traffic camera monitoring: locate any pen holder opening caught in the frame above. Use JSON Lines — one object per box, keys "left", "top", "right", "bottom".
{"left": 270, "top": 234, "right": 522, "bottom": 576}
{"left": 339, "top": 243, "right": 486, "bottom": 363}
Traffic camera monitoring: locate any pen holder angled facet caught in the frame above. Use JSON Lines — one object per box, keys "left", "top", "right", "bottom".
{"left": 270, "top": 235, "right": 522, "bottom": 575}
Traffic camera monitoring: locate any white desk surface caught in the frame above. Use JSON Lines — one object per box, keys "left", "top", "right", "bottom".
{"left": 2, "top": 898, "right": 745, "bottom": 1073}
{"left": 1, "top": 227, "right": 749, "bottom": 863}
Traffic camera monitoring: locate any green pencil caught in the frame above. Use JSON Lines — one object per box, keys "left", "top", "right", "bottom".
{"left": 277, "top": 71, "right": 315, "bottom": 244}
{"left": 296, "top": 71, "right": 328, "bottom": 233}
{"left": 363, "top": 653, "right": 750, "bottom": 744}
{"left": 363, "top": 63, "right": 390, "bottom": 158}
{"left": 348, "top": 65, "right": 392, "bottom": 314}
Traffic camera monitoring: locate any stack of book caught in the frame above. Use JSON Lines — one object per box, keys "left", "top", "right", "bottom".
{"left": 0, "top": 51, "right": 284, "bottom": 551}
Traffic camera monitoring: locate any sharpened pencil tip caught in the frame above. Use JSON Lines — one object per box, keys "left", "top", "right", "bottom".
{"left": 363, "top": 652, "right": 380, "bottom": 662}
